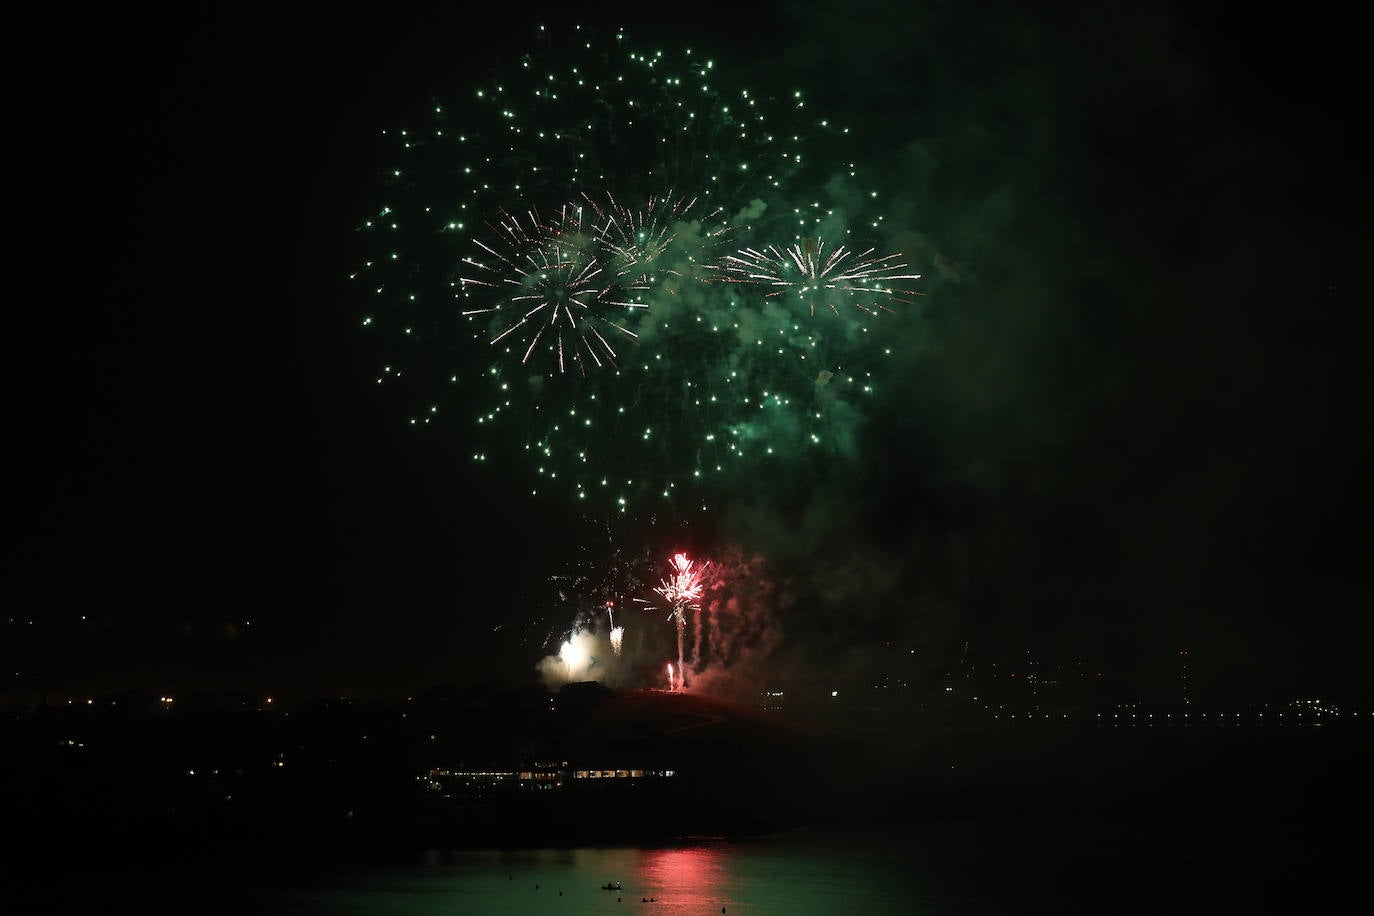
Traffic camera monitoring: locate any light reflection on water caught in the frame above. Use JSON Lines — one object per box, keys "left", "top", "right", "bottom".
{"left": 278, "top": 836, "right": 925, "bottom": 915}
{"left": 34, "top": 822, "right": 1344, "bottom": 914}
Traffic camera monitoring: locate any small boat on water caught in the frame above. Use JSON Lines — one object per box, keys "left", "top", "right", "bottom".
{"left": 601, "top": 882, "right": 622, "bottom": 891}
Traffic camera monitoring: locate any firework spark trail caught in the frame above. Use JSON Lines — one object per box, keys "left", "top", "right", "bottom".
{"left": 607, "top": 603, "right": 624, "bottom": 656}
{"left": 652, "top": 552, "right": 710, "bottom": 690}
{"left": 580, "top": 190, "right": 731, "bottom": 283}
{"left": 714, "top": 238, "right": 922, "bottom": 316}
{"left": 459, "top": 204, "right": 646, "bottom": 374}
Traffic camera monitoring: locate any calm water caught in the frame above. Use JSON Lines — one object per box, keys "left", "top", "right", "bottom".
{"left": 25, "top": 822, "right": 1353, "bottom": 914}
{"left": 276, "top": 838, "right": 923, "bottom": 915}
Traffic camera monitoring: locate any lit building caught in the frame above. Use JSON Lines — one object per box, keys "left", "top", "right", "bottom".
{"left": 424, "top": 760, "right": 675, "bottom": 799}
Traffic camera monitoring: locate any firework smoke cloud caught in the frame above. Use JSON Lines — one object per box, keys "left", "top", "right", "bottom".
{"left": 354, "top": 24, "right": 918, "bottom": 521}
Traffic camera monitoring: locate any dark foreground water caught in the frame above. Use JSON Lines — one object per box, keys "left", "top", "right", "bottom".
{"left": 276, "top": 838, "right": 917, "bottom": 915}
{"left": 19, "top": 821, "right": 1359, "bottom": 914}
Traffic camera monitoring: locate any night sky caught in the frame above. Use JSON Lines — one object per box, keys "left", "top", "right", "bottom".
{"left": 12, "top": 2, "right": 1371, "bottom": 705}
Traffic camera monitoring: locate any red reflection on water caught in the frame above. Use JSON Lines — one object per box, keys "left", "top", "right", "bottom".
{"left": 637, "top": 845, "right": 730, "bottom": 909}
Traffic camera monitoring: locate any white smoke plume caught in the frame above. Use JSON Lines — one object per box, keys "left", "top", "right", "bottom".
{"left": 536, "top": 627, "right": 618, "bottom": 689}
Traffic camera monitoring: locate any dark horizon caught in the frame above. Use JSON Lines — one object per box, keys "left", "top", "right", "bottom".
{"left": 11, "top": 1, "right": 1372, "bottom": 707}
